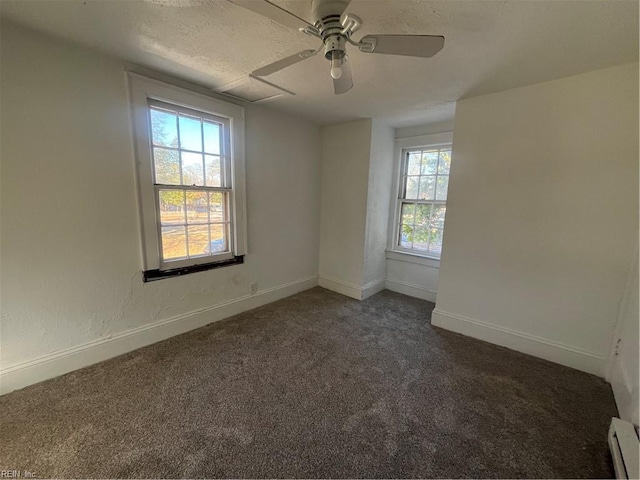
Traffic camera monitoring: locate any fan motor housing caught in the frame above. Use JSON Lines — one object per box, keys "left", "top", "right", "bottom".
{"left": 323, "top": 33, "right": 346, "bottom": 60}
{"left": 315, "top": 15, "right": 347, "bottom": 60}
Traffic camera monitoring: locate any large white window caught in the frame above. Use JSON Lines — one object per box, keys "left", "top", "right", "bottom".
{"left": 389, "top": 133, "right": 452, "bottom": 259}
{"left": 128, "top": 74, "right": 246, "bottom": 279}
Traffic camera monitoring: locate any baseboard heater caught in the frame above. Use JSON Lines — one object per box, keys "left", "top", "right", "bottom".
{"left": 608, "top": 417, "right": 639, "bottom": 479}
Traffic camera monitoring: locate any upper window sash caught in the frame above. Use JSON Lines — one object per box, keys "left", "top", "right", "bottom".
{"left": 148, "top": 99, "right": 232, "bottom": 192}
{"left": 399, "top": 146, "right": 451, "bottom": 202}
{"left": 399, "top": 145, "right": 451, "bottom": 179}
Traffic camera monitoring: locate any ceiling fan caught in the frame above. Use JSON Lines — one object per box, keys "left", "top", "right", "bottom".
{"left": 228, "top": 0, "right": 445, "bottom": 95}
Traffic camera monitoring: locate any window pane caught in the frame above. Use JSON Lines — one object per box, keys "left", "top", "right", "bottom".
{"left": 438, "top": 150, "right": 451, "bottom": 174}
{"left": 179, "top": 115, "right": 203, "bottom": 152}
{"left": 181, "top": 152, "right": 204, "bottom": 186}
{"left": 436, "top": 175, "right": 449, "bottom": 200}
{"left": 185, "top": 191, "right": 208, "bottom": 224}
{"left": 401, "top": 203, "right": 415, "bottom": 225}
{"left": 418, "top": 176, "right": 436, "bottom": 200}
{"left": 187, "top": 225, "right": 210, "bottom": 257}
{"left": 422, "top": 151, "right": 438, "bottom": 174}
{"left": 203, "top": 122, "right": 221, "bottom": 155}
{"left": 161, "top": 225, "right": 187, "bottom": 261}
{"left": 415, "top": 204, "right": 432, "bottom": 226}
{"left": 399, "top": 224, "right": 413, "bottom": 248}
{"left": 405, "top": 176, "right": 420, "bottom": 199}
{"left": 209, "top": 192, "right": 225, "bottom": 223}
{"left": 407, "top": 152, "right": 421, "bottom": 175}
{"left": 412, "top": 227, "right": 429, "bottom": 251}
{"left": 207, "top": 224, "right": 228, "bottom": 254}
{"left": 150, "top": 108, "right": 178, "bottom": 148}
{"left": 205, "top": 155, "right": 222, "bottom": 187}
{"left": 431, "top": 205, "right": 446, "bottom": 229}
{"left": 153, "top": 147, "right": 181, "bottom": 185}
{"left": 158, "top": 190, "right": 185, "bottom": 225}
{"left": 428, "top": 228, "right": 443, "bottom": 254}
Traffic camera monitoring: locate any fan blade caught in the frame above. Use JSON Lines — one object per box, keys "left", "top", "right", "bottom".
{"left": 252, "top": 49, "right": 317, "bottom": 76}
{"left": 359, "top": 34, "right": 444, "bottom": 58}
{"left": 336, "top": 0, "right": 352, "bottom": 16}
{"left": 228, "top": 0, "right": 312, "bottom": 31}
{"left": 333, "top": 56, "right": 353, "bottom": 95}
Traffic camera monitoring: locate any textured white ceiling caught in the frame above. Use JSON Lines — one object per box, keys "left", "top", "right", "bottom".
{"left": 1, "top": 0, "right": 638, "bottom": 126}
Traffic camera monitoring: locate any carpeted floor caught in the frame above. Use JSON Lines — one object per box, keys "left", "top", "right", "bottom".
{"left": 1, "top": 288, "right": 617, "bottom": 478}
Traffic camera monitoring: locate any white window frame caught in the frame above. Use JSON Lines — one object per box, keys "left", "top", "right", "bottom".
{"left": 127, "top": 73, "right": 246, "bottom": 272}
{"left": 387, "top": 132, "right": 453, "bottom": 261}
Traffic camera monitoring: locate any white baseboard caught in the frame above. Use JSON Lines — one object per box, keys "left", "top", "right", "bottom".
{"left": 611, "top": 377, "right": 639, "bottom": 426}
{"left": 318, "top": 276, "right": 385, "bottom": 301}
{"left": 0, "top": 276, "right": 318, "bottom": 395}
{"left": 431, "top": 308, "right": 607, "bottom": 377}
{"left": 385, "top": 278, "right": 437, "bottom": 303}
{"left": 362, "top": 279, "right": 386, "bottom": 300}
{"left": 318, "top": 276, "right": 363, "bottom": 300}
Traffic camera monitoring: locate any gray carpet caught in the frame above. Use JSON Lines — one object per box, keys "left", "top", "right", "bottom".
{"left": 1, "top": 288, "right": 617, "bottom": 478}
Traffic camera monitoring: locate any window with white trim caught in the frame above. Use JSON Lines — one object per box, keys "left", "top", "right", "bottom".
{"left": 392, "top": 142, "right": 451, "bottom": 258}
{"left": 128, "top": 74, "right": 246, "bottom": 280}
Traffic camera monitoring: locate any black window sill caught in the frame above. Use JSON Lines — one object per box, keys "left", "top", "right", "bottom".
{"left": 143, "top": 255, "right": 244, "bottom": 282}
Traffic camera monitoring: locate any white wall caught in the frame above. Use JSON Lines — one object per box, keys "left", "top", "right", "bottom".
{"left": 385, "top": 253, "right": 440, "bottom": 303}
{"left": 608, "top": 250, "right": 639, "bottom": 425}
{"left": 318, "top": 118, "right": 396, "bottom": 300}
{"left": 432, "top": 63, "right": 639, "bottom": 377}
{"left": 318, "top": 119, "right": 372, "bottom": 299}
{"left": 362, "top": 119, "right": 394, "bottom": 294}
{"left": 394, "top": 119, "right": 455, "bottom": 139}
{"left": 0, "top": 22, "right": 322, "bottom": 393}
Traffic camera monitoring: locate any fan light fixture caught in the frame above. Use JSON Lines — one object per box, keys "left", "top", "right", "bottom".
{"left": 330, "top": 54, "right": 343, "bottom": 79}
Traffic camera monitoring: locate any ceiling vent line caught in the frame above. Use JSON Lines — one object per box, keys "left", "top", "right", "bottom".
{"left": 212, "top": 74, "right": 295, "bottom": 103}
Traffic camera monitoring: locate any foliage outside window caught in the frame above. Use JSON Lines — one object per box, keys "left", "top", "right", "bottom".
{"left": 396, "top": 145, "right": 451, "bottom": 257}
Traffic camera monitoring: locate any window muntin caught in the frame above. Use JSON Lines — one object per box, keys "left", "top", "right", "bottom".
{"left": 148, "top": 100, "right": 233, "bottom": 266}
{"left": 396, "top": 145, "right": 451, "bottom": 257}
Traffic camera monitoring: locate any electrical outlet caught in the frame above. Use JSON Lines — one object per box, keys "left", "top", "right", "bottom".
{"left": 250, "top": 282, "right": 258, "bottom": 295}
